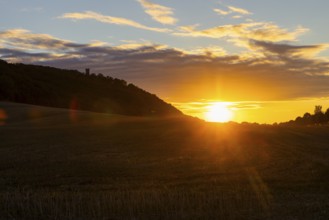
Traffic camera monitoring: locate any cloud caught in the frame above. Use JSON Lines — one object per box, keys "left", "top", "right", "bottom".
{"left": 244, "top": 40, "right": 329, "bottom": 75}
{"left": 137, "top": 0, "right": 177, "bottom": 25}
{"left": 228, "top": 6, "right": 252, "bottom": 15}
{"left": 182, "top": 46, "right": 227, "bottom": 57}
{"left": 1, "top": 29, "right": 329, "bottom": 103}
{"left": 59, "top": 11, "right": 170, "bottom": 33}
{"left": 0, "top": 47, "right": 76, "bottom": 63}
{"left": 232, "top": 15, "right": 242, "bottom": 19}
{"left": 213, "top": 8, "right": 230, "bottom": 16}
{"left": 175, "top": 22, "right": 308, "bottom": 42}
{"left": 249, "top": 40, "right": 329, "bottom": 59}
{"left": 214, "top": 5, "right": 252, "bottom": 18}
{"left": 0, "top": 29, "right": 85, "bottom": 52}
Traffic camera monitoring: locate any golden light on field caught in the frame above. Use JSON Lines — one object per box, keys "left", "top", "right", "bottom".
{"left": 205, "top": 102, "right": 233, "bottom": 122}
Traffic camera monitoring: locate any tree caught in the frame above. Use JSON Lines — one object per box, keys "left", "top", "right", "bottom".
{"left": 313, "top": 105, "right": 325, "bottom": 124}
{"left": 325, "top": 108, "right": 329, "bottom": 124}
{"left": 302, "top": 112, "right": 312, "bottom": 125}
{"left": 0, "top": 59, "right": 182, "bottom": 116}
{"left": 314, "top": 105, "right": 323, "bottom": 115}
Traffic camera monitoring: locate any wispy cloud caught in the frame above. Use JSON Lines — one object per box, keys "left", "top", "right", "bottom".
{"left": 137, "top": 0, "right": 177, "bottom": 25}
{"left": 175, "top": 22, "right": 308, "bottom": 43}
{"left": 58, "top": 11, "right": 170, "bottom": 33}
{"left": 0, "top": 29, "right": 84, "bottom": 52}
{"left": 232, "top": 15, "right": 242, "bottom": 19}
{"left": 1, "top": 29, "right": 329, "bottom": 103}
{"left": 0, "top": 29, "right": 88, "bottom": 63}
{"left": 182, "top": 46, "right": 227, "bottom": 57}
{"left": 115, "top": 39, "right": 167, "bottom": 50}
{"left": 213, "top": 8, "right": 230, "bottom": 16}
{"left": 214, "top": 5, "right": 252, "bottom": 17}
{"left": 228, "top": 6, "right": 252, "bottom": 15}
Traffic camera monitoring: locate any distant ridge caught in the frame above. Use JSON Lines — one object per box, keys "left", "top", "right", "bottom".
{"left": 0, "top": 60, "right": 182, "bottom": 116}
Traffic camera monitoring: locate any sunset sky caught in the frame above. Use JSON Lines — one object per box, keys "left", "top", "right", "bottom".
{"left": 1, "top": 0, "right": 329, "bottom": 123}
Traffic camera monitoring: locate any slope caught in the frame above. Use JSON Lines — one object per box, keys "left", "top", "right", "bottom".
{"left": 0, "top": 59, "right": 181, "bottom": 116}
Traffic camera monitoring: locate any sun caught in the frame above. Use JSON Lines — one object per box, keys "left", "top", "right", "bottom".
{"left": 205, "top": 102, "right": 233, "bottom": 122}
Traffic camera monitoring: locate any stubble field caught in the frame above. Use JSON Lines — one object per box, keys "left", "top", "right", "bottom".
{"left": 0, "top": 102, "right": 328, "bottom": 219}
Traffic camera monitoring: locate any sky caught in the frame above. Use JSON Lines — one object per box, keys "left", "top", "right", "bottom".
{"left": 1, "top": 0, "right": 329, "bottom": 123}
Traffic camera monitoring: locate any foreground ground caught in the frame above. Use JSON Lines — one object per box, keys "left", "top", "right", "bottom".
{"left": 0, "top": 102, "right": 328, "bottom": 219}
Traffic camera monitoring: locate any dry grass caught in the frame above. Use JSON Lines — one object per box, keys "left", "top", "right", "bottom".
{"left": 0, "top": 188, "right": 268, "bottom": 220}
{"left": 1, "top": 186, "right": 327, "bottom": 219}
{"left": 0, "top": 102, "right": 328, "bottom": 219}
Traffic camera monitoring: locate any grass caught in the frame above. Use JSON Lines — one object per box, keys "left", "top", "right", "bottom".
{"left": 0, "top": 188, "right": 269, "bottom": 220}
{"left": 0, "top": 102, "right": 328, "bottom": 219}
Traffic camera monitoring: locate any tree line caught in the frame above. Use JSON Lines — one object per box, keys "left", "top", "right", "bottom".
{"left": 280, "top": 105, "right": 329, "bottom": 126}
{"left": 0, "top": 59, "right": 182, "bottom": 116}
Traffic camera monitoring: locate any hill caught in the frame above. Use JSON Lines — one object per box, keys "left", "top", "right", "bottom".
{"left": 0, "top": 59, "right": 181, "bottom": 116}
{"left": 0, "top": 102, "right": 328, "bottom": 219}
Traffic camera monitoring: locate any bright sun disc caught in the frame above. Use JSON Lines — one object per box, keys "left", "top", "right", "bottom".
{"left": 205, "top": 102, "right": 233, "bottom": 122}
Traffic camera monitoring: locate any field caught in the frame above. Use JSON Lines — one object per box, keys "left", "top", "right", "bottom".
{"left": 0, "top": 102, "right": 328, "bottom": 219}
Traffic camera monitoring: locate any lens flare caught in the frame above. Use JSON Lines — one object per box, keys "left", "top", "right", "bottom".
{"left": 69, "top": 97, "right": 79, "bottom": 122}
{"left": 0, "top": 109, "right": 8, "bottom": 126}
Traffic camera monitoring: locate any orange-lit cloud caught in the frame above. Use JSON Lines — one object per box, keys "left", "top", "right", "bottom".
{"left": 59, "top": 11, "right": 170, "bottom": 33}
{"left": 181, "top": 46, "right": 227, "bottom": 57}
{"left": 137, "top": 0, "right": 177, "bottom": 25}
{"left": 114, "top": 39, "right": 168, "bottom": 50}
{"left": 175, "top": 22, "right": 308, "bottom": 42}
{"left": 0, "top": 109, "right": 8, "bottom": 126}
{"left": 1, "top": 29, "right": 329, "bottom": 104}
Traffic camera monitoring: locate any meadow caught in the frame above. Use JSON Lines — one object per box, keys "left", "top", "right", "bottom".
{"left": 0, "top": 102, "right": 328, "bottom": 219}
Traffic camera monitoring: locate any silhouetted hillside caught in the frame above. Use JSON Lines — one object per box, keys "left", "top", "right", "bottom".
{"left": 0, "top": 60, "right": 181, "bottom": 116}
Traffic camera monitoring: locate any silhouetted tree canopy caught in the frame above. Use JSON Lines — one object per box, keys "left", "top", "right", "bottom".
{"left": 280, "top": 106, "right": 329, "bottom": 126}
{"left": 314, "top": 105, "right": 323, "bottom": 115}
{"left": 0, "top": 59, "right": 182, "bottom": 117}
